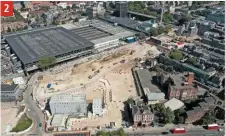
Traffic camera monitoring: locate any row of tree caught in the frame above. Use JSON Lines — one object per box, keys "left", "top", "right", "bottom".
{"left": 96, "top": 128, "right": 126, "bottom": 136}
{"left": 128, "top": 1, "right": 173, "bottom": 24}
{"left": 149, "top": 25, "right": 172, "bottom": 36}
{"left": 153, "top": 104, "right": 175, "bottom": 124}
{"left": 38, "top": 56, "right": 56, "bottom": 68}
{"left": 7, "top": 26, "right": 28, "bottom": 33}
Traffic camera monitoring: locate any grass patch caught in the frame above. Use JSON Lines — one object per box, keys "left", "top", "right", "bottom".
{"left": 11, "top": 114, "right": 32, "bottom": 132}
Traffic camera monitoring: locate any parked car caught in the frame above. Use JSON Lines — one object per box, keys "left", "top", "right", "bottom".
{"left": 162, "top": 132, "right": 169, "bottom": 135}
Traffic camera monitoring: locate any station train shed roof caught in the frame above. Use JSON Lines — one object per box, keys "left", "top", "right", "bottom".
{"left": 4, "top": 26, "right": 94, "bottom": 65}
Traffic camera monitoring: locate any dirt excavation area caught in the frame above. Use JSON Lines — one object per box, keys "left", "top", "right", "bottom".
{"left": 1, "top": 102, "right": 19, "bottom": 135}
{"left": 35, "top": 42, "right": 160, "bottom": 127}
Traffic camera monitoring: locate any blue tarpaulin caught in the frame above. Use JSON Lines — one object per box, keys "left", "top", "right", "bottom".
{"left": 47, "top": 84, "right": 52, "bottom": 88}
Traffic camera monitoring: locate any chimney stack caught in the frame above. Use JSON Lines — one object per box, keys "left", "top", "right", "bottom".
{"left": 187, "top": 72, "right": 194, "bottom": 85}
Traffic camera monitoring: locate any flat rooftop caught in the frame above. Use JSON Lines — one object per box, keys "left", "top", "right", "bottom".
{"left": 51, "top": 114, "right": 67, "bottom": 127}
{"left": 135, "top": 69, "right": 161, "bottom": 93}
{"left": 72, "top": 26, "right": 111, "bottom": 41}
{"left": 50, "top": 94, "right": 86, "bottom": 103}
{"left": 4, "top": 27, "right": 94, "bottom": 65}
{"left": 91, "top": 31, "right": 134, "bottom": 44}
{"left": 164, "top": 98, "right": 184, "bottom": 111}
{"left": 166, "top": 73, "right": 197, "bottom": 89}
{"left": 93, "top": 98, "right": 102, "bottom": 107}
{"left": 1, "top": 84, "right": 18, "bottom": 92}
{"left": 100, "top": 16, "right": 140, "bottom": 28}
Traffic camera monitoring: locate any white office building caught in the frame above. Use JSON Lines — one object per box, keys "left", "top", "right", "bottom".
{"left": 92, "top": 98, "right": 103, "bottom": 116}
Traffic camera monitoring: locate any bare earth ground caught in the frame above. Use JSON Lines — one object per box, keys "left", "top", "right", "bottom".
{"left": 34, "top": 43, "right": 160, "bottom": 128}
{"left": 1, "top": 102, "right": 18, "bottom": 135}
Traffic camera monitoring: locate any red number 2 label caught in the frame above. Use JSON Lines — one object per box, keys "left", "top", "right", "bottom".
{"left": 1, "top": 1, "right": 13, "bottom": 16}
{"left": 4, "top": 4, "right": 9, "bottom": 12}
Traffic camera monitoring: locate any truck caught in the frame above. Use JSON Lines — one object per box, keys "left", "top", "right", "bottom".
{"left": 207, "top": 124, "right": 219, "bottom": 130}
{"left": 173, "top": 127, "right": 186, "bottom": 134}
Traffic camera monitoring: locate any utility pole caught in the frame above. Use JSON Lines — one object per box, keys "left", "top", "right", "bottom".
{"left": 160, "top": 1, "right": 165, "bottom": 24}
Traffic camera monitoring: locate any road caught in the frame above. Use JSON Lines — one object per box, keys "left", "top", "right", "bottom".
{"left": 23, "top": 73, "right": 45, "bottom": 136}
{"left": 127, "top": 130, "right": 224, "bottom": 136}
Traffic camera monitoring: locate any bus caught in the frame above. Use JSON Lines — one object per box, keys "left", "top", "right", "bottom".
{"left": 207, "top": 124, "right": 219, "bottom": 130}
{"left": 173, "top": 127, "right": 186, "bottom": 134}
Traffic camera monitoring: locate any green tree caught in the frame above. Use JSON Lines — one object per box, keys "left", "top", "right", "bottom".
{"left": 7, "top": 27, "right": 12, "bottom": 32}
{"left": 163, "top": 13, "right": 173, "bottom": 24}
{"left": 96, "top": 128, "right": 126, "bottom": 136}
{"left": 155, "top": 103, "right": 166, "bottom": 114}
{"left": 13, "top": 9, "right": 24, "bottom": 20}
{"left": 62, "top": 21, "right": 66, "bottom": 24}
{"left": 174, "top": 109, "right": 185, "bottom": 124}
{"left": 38, "top": 56, "right": 56, "bottom": 68}
{"left": 74, "top": 18, "right": 79, "bottom": 22}
{"left": 158, "top": 26, "right": 164, "bottom": 35}
{"left": 52, "top": 19, "right": 60, "bottom": 25}
{"left": 35, "top": 16, "right": 40, "bottom": 22}
{"left": 67, "top": 6, "right": 71, "bottom": 10}
{"left": 218, "top": 1, "right": 225, "bottom": 6}
{"left": 201, "top": 112, "right": 216, "bottom": 125}
{"left": 149, "top": 27, "right": 159, "bottom": 36}
{"left": 81, "top": 12, "right": 87, "bottom": 16}
{"left": 164, "top": 26, "right": 172, "bottom": 33}
{"left": 20, "top": 1, "right": 25, "bottom": 9}
{"left": 40, "top": 6, "right": 50, "bottom": 11}
{"left": 186, "top": 57, "right": 197, "bottom": 66}
{"left": 164, "top": 107, "right": 174, "bottom": 123}
{"left": 169, "top": 50, "right": 183, "bottom": 60}
{"left": 147, "top": 1, "right": 155, "bottom": 5}
{"left": 72, "top": 4, "right": 79, "bottom": 9}
{"left": 128, "top": 2, "right": 146, "bottom": 13}
{"left": 109, "top": 2, "right": 115, "bottom": 9}
{"left": 178, "top": 14, "right": 191, "bottom": 25}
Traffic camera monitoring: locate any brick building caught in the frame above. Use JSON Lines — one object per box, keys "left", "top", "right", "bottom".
{"left": 157, "top": 72, "right": 198, "bottom": 100}
{"left": 185, "top": 97, "right": 216, "bottom": 124}
{"left": 131, "top": 100, "right": 154, "bottom": 127}
{"left": 168, "top": 73, "right": 198, "bottom": 100}
{"left": 185, "top": 106, "right": 205, "bottom": 124}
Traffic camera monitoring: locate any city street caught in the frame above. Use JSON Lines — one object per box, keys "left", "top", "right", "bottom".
{"left": 23, "top": 73, "right": 45, "bottom": 136}
{"left": 127, "top": 130, "right": 224, "bottom": 136}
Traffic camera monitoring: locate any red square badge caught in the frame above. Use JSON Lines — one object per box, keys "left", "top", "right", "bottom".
{"left": 1, "top": 1, "right": 13, "bottom": 16}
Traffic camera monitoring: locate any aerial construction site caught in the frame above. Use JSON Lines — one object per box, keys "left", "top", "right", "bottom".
{"left": 33, "top": 42, "right": 161, "bottom": 130}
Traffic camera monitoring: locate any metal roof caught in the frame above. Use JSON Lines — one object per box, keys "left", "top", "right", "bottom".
{"left": 4, "top": 27, "right": 94, "bottom": 65}
{"left": 72, "top": 26, "right": 111, "bottom": 41}
{"left": 91, "top": 31, "right": 134, "bottom": 44}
